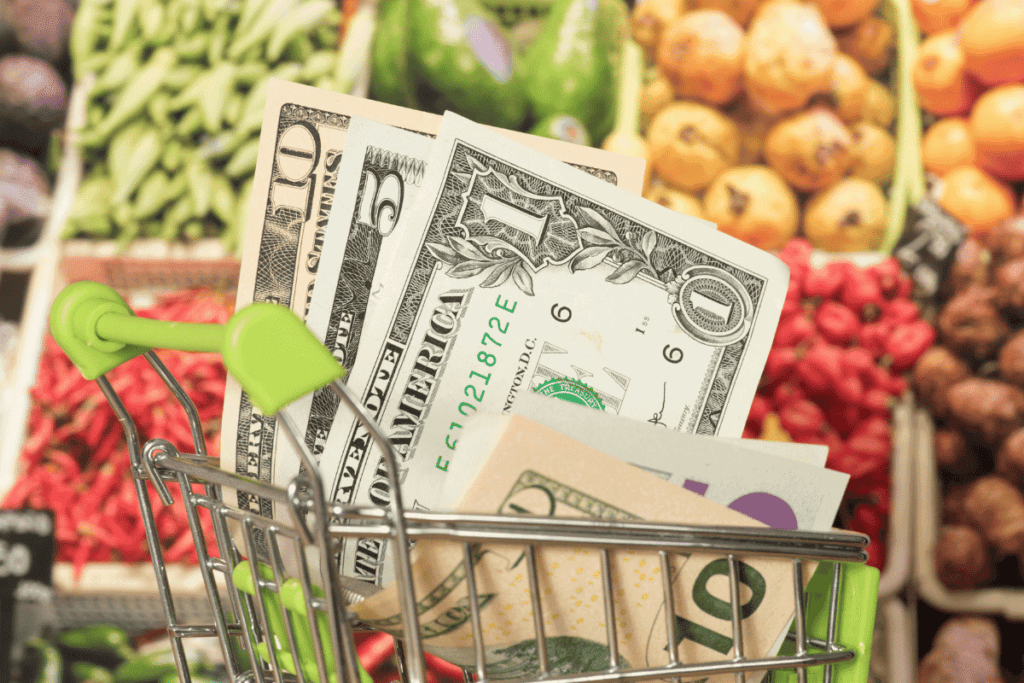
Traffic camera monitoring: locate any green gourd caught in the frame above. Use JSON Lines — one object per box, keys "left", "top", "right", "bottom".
{"left": 522, "top": 0, "right": 622, "bottom": 142}
{"left": 408, "top": 0, "right": 527, "bottom": 130}
{"left": 370, "top": 0, "right": 420, "bottom": 108}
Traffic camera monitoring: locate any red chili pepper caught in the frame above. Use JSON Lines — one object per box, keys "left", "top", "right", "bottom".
{"left": 779, "top": 239, "right": 813, "bottom": 288}
{"left": 853, "top": 415, "right": 892, "bottom": 443}
{"left": 867, "top": 257, "right": 903, "bottom": 299}
{"left": 771, "top": 381, "right": 806, "bottom": 408}
{"left": 836, "top": 373, "right": 865, "bottom": 405}
{"left": 761, "top": 347, "right": 799, "bottom": 387}
{"left": 424, "top": 653, "right": 466, "bottom": 683}
{"left": 746, "top": 394, "right": 771, "bottom": 432}
{"left": 851, "top": 503, "right": 886, "bottom": 538}
{"left": 796, "top": 341, "right": 845, "bottom": 396}
{"left": 358, "top": 632, "right": 396, "bottom": 673}
{"left": 778, "top": 399, "right": 828, "bottom": 439}
{"left": 774, "top": 314, "right": 817, "bottom": 349}
{"left": 825, "top": 400, "right": 863, "bottom": 438}
{"left": 781, "top": 279, "right": 804, "bottom": 319}
{"left": 861, "top": 387, "right": 893, "bottom": 415}
{"left": 840, "top": 269, "right": 885, "bottom": 321}
{"left": 858, "top": 321, "right": 894, "bottom": 360}
{"left": 882, "top": 320, "right": 936, "bottom": 372}
{"left": 881, "top": 298, "right": 920, "bottom": 325}
{"left": 801, "top": 430, "right": 844, "bottom": 457}
{"left": 841, "top": 347, "right": 875, "bottom": 381}
{"left": 814, "top": 301, "right": 861, "bottom": 346}
{"left": 20, "top": 414, "right": 55, "bottom": 464}
{"left": 803, "top": 260, "right": 851, "bottom": 301}
{"left": 844, "top": 433, "right": 891, "bottom": 473}
{"left": 865, "top": 538, "right": 886, "bottom": 570}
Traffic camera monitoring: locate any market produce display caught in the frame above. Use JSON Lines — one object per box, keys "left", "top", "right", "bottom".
{"left": 914, "top": 0, "right": 1024, "bottom": 238}
{"left": 631, "top": 0, "right": 899, "bottom": 253}
{"left": 0, "top": 0, "right": 73, "bottom": 247}
{"left": 917, "top": 616, "right": 1004, "bottom": 683}
{"left": 0, "top": 290, "right": 232, "bottom": 576}
{"left": 369, "top": 0, "right": 627, "bottom": 142}
{"left": 914, "top": 216, "right": 1024, "bottom": 591}
{"left": 62, "top": 0, "right": 350, "bottom": 251}
{"left": 746, "top": 239, "right": 932, "bottom": 569}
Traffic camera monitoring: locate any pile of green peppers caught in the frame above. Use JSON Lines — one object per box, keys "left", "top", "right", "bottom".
{"left": 64, "top": 0, "right": 349, "bottom": 252}
{"left": 17, "top": 624, "right": 223, "bottom": 683}
{"left": 370, "top": 0, "right": 628, "bottom": 145}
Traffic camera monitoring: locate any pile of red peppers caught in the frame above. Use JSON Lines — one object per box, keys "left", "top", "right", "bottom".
{"left": 746, "top": 240, "right": 936, "bottom": 569}
{"left": 1, "top": 290, "right": 232, "bottom": 578}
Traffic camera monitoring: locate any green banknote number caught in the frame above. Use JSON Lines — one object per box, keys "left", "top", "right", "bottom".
{"left": 670, "top": 559, "right": 767, "bottom": 656}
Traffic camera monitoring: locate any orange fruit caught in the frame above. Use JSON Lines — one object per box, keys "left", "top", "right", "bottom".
{"left": 969, "top": 84, "right": 1024, "bottom": 181}
{"left": 911, "top": 0, "right": 974, "bottom": 35}
{"left": 811, "top": 0, "right": 880, "bottom": 28}
{"left": 913, "top": 31, "right": 982, "bottom": 116}
{"left": 937, "top": 165, "right": 1017, "bottom": 238}
{"left": 922, "top": 117, "right": 977, "bottom": 176}
{"left": 959, "top": 0, "right": 1024, "bottom": 86}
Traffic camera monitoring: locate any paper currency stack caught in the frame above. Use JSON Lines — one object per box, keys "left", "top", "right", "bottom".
{"left": 217, "top": 80, "right": 854, "bottom": 681}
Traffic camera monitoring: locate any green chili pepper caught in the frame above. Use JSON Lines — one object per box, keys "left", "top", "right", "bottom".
{"left": 162, "top": 138, "right": 185, "bottom": 171}
{"left": 206, "top": 14, "right": 230, "bottom": 64}
{"left": 314, "top": 21, "right": 337, "bottom": 48}
{"left": 64, "top": 214, "right": 114, "bottom": 239}
{"left": 115, "top": 221, "right": 142, "bottom": 252}
{"left": 69, "top": 0, "right": 109, "bottom": 78}
{"left": 161, "top": 195, "right": 194, "bottom": 240}
{"left": 227, "top": 0, "right": 299, "bottom": 59}
{"left": 301, "top": 51, "right": 336, "bottom": 82}
{"left": 170, "top": 62, "right": 234, "bottom": 118}
{"left": 113, "top": 649, "right": 178, "bottom": 683}
{"left": 22, "top": 638, "right": 65, "bottom": 683}
{"left": 93, "top": 45, "right": 141, "bottom": 96}
{"left": 234, "top": 62, "right": 267, "bottom": 86}
{"left": 177, "top": 106, "right": 205, "bottom": 138}
{"left": 209, "top": 173, "right": 236, "bottom": 224}
{"left": 266, "top": 0, "right": 332, "bottom": 61}
{"left": 146, "top": 92, "right": 173, "bottom": 130}
{"left": 106, "top": 122, "right": 147, "bottom": 183}
{"left": 236, "top": 0, "right": 273, "bottom": 36}
{"left": 234, "top": 75, "right": 272, "bottom": 136}
{"left": 132, "top": 169, "right": 175, "bottom": 219}
{"left": 138, "top": 0, "right": 166, "bottom": 43}
{"left": 223, "top": 92, "right": 244, "bottom": 126}
{"left": 69, "top": 175, "right": 115, "bottom": 222}
{"left": 182, "top": 220, "right": 205, "bottom": 241}
{"left": 202, "top": 0, "right": 233, "bottom": 23}
{"left": 224, "top": 137, "right": 259, "bottom": 179}
{"left": 184, "top": 156, "right": 213, "bottom": 216}
{"left": 82, "top": 47, "right": 176, "bottom": 147}
{"left": 112, "top": 128, "right": 162, "bottom": 204}
{"left": 223, "top": 176, "right": 252, "bottom": 254}
{"left": 110, "top": 0, "right": 143, "bottom": 51}
{"left": 163, "top": 64, "right": 203, "bottom": 93}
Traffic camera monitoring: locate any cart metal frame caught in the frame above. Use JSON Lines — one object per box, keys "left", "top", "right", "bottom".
{"left": 50, "top": 282, "right": 878, "bottom": 683}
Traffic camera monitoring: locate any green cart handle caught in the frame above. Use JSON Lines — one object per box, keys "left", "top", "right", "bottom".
{"left": 49, "top": 281, "right": 344, "bottom": 416}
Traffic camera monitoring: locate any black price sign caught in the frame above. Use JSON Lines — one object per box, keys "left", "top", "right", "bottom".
{"left": 894, "top": 195, "right": 967, "bottom": 302}
{"left": 0, "top": 509, "right": 55, "bottom": 682}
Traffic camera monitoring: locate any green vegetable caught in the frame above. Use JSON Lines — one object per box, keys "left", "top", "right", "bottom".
{"left": 185, "top": 156, "right": 214, "bottom": 215}
{"left": 112, "top": 128, "right": 162, "bottom": 203}
{"left": 93, "top": 44, "right": 141, "bottom": 96}
{"left": 138, "top": 1, "right": 166, "bottom": 43}
{"left": 224, "top": 137, "right": 259, "bottom": 179}
{"left": 266, "top": 0, "right": 334, "bottom": 61}
{"left": 370, "top": 0, "right": 419, "bottom": 108}
{"left": 113, "top": 649, "right": 178, "bottom": 683}
{"left": 408, "top": 0, "right": 527, "bottom": 129}
{"left": 132, "top": 169, "right": 176, "bottom": 219}
{"left": 22, "top": 638, "right": 64, "bottom": 683}
{"left": 56, "top": 625, "right": 134, "bottom": 667}
{"left": 522, "top": 0, "right": 618, "bottom": 143}
{"left": 529, "top": 114, "right": 592, "bottom": 146}
{"left": 71, "top": 661, "right": 115, "bottom": 683}
{"left": 81, "top": 47, "right": 176, "bottom": 147}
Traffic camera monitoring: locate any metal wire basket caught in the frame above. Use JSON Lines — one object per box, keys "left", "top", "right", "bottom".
{"left": 49, "top": 281, "right": 880, "bottom": 683}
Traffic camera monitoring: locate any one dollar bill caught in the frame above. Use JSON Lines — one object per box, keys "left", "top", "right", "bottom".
{"left": 325, "top": 113, "right": 788, "bottom": 586}
{"left": 219, "top": 81, "right": 646, "bottom": 519}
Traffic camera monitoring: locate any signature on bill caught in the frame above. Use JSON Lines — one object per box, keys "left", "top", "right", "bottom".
{"left": 648, "top": 382, "right": 668, "bottom": 428}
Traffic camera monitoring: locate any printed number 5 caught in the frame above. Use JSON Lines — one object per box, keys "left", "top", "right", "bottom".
{"left": 356, "top": 170, "right": 404, "bottom": 236}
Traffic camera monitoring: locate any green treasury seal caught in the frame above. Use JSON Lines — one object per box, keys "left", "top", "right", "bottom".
{"left": 534, "top": 377, "right": 605, "bottom": 410}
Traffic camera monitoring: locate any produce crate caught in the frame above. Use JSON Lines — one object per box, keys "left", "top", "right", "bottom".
{"left": 913, "top": 407, "right": 1024, "bottom": 619}
{"left": 870, "top": 596, "right": 918, "bottom": 683}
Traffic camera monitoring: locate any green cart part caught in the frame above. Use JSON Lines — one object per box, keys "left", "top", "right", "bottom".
{"left": 772, "top": 562, "right": 880, "bottom": 683}
{"left": 49, "top": 281, "right": 344, "bottom": 414}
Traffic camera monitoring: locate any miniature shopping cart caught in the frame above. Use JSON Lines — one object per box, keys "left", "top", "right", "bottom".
{"left": 49, "top": 282, "right": 880, "bottom": 683}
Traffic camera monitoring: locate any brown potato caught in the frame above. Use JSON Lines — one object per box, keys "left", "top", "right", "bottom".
{"left": 743, "top": 0, "right": 837, "bottom": 115}
{"left": 934, "top": 525, "right": 994, "bottom": 590}
{"left": 657, "top": 10, "right": 746, "bottom": 106}
{"left": 998, "top": 330, "right": 1024, "bottom": 388}
{"left": 690, "top": 0, "right": 763, "bottom": 26}
{"left": 988, "top": 215, "right": 1024, "bottom": 268}
{"left": 726, "top": 96, "right": 778, "bottom": 164}
{"left": 860, "top": 79, "right": 896, "bottom": 127}
{"left": 825, "top": 53, "right": 870, "bottom": 123}
{"left": 943, "top": 484, "right": 972, "bottom": 525}
{"left": 640, "top": 76, "right": 675, "bottom": 131}
{"left": 963, "top": 474, "right": 1024, "bottom": 555}
{"left": 836, "top": 15, "right": 896, "bottom": 76}
{"left": 913, "top": 346, "right": 973, "bottom": 419}
{"left": 647, "top": 101, "right": 741, "bottom": 191}
{"left": 992, "top": 257, "right": 1024, "bottom": 320}
{"left": 946, "top": 378, "right": 1024, "bottom": 446}
{"left": 632, "top": 0, "right": 686, "bottom": 59}
{"left": 764, "top": 107, "right": 853, "bottom": 191}
{"left": 941, "top": 237, "right": 990, "bottom": 299}
{"left": 919, "top": 617, "right": 1003, "bottom": 683}
{"left": 937, "top": 287, "right": 1009, "bottom": 362}
{"left": 809, "top": 0, "right": 879, "bottom": 28}
{"left": 934, "top": 426, "right": 981, "bottom": 478}
{"left": 847, "top": 121, "right": 895, "bottom": 182}
{"left": 644, "top": 182, "right": 706, "bottom": 219}
{"left": 996, "top": 427, "right": 1024, "bottom": 487}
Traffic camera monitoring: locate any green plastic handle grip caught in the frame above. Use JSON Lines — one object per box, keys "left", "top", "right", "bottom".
{"left": 49, "top": 281, "right": 344, "bottom": 415}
